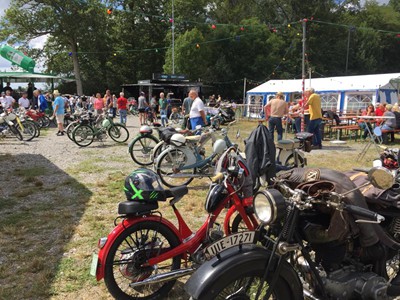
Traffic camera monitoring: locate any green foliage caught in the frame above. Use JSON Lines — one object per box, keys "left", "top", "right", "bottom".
{"left": 0, "top": 0, "right": 399, "bottom": 98}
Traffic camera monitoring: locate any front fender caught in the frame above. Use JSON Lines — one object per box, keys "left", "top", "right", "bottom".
{"left": 184, "top": 244, "right": 302, "bottom": 300}
{"left": 96, "top": 215, "right": 181, "bottom": 281}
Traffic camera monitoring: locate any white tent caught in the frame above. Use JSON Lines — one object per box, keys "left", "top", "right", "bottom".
{"left": 246, "top": 73, "right": 400, "bottom": 115}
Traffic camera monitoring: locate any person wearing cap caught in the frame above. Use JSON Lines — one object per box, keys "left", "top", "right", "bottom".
{"left": 264, "top": 91, "right": 288, "bottom": 141}
{"left": 18, "top": 92, "right": 30, "bottom": 109}
{"left": 52, "top": 90, "right": 66, "bottom": 136}
{"left": 304, "top": 87, "right": 323, "bottom": 149}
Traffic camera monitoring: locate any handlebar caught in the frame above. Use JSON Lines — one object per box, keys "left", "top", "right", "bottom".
{"left": 343, "top": 204, "right": 385, "bottom": 223}
{"left": 211, "top": 172, "right": 224, "bottom": 183}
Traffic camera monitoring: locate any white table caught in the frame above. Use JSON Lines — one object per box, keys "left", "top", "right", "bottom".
{"left": 357, "top": 116, "right": 395, "bottom": 160}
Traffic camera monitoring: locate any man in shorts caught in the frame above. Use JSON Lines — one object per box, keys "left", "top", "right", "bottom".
{"left": 52, "top": 90, "right": 65, "bottom": 136}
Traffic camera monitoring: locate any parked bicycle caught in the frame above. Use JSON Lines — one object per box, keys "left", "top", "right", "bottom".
{"left": 72, "top": 112, "right": 129, "bottom": 147}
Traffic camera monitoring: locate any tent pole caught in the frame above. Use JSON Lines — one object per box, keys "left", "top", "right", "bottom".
{"left": 243, "top": 77, "right": 246, "bottom": 105}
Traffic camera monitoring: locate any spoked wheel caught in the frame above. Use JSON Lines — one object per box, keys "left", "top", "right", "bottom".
{"left": 104, "top": 221, "right": 181, "bottom": 300}
{"left": 10, "top": 125, "right": 23, "bottom": 141}
{"left": 72, "top": 124, "right": 95, "bottom": 147}
{"left": 284, "top": 153, "right": 306, "bottom": 168}
{"left": 108, "top": 124, "right": 129, "bottom": 143}
{"left": 20, "top": 120, "right": 37, "bottom": 141}
{"left": 129, "top": 135, "right": 159, "bottom": 166}
{"left": 228, "top": 213, "right": 251, "bottom": 234}
{"left": 156, "top": 148, "right": 195, "bottom": 187}
{"left": 38, "top": 116, "right": 50, "bottom": 128}
{"left": 66, "top": 121, "right": 79, "bottom": 141}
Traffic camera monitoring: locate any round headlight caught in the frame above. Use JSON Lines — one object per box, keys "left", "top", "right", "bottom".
{"left": 254, "top": 189, "right": 286, "bottom": 224}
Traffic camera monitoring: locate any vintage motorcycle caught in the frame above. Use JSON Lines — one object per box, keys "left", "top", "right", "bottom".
{"left": 0, "top": 110, "right": 23, "bottom": 140}
{"left": 91, "top": 146, "right": 258, "bottom": 299}
{"left": 185, "top": 167, "right": 400, "bottom": 299}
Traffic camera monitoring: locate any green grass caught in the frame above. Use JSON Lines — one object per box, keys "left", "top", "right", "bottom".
{"left": 0, "top": 120, "right": 393, "bottom": 300}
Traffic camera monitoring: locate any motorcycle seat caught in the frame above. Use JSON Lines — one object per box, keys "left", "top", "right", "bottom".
{"left": 186, "top": 135, "right": 202, "bottom": 142}
{"left": 276, "top": 139, "right": 301, "bottom": 150}
{"left": 118, "top": 201, "right": 158, "bottom": 215}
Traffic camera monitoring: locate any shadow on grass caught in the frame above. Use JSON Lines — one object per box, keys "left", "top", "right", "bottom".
{"left": 0, "top": 154, "right": 92, "bottom": 300}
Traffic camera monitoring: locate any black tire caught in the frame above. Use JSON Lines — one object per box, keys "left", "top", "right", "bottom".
{"left": 66, "top": 121, "right": 79, "bottom": 141}
{"left": 108, "top": 123, "right": 129, "bottom": 143}
{"left": 39, "top": 116, "right": 51, "bottom": 128}
{"left": 20, "top": 120, "right": 37, "bottom": 141}
{"left": 129, "top": 135, "right": 159, "bottom": 166}
{"left": 10, "top": 125, "right": 23, "bottom": 141}
{"left": 195, "top": 255, "right": 299, "bottom": 300}
{"left": 229, "top": 213, "right": 250, "bottom": 234}
{"left": 152, "top": 142, "right": 166, "bottom": 164}
{"left": 104, "top": 221, "right": 181, "bottom": 300}
{"left": 32, "top": 121, "right": 40, "bottom": 137}
{"left": 284, "top": 153, "right": 306, "bottom": 168}
{"left": 156, "top": 148, "right": 195, "bottom": 187}
{"left": 72, "top": 124, "right": 94, "bottom": 147}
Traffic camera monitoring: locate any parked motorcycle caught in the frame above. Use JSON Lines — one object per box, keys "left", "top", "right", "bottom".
{"left": 218, "top": 104, "right": 235, "bottom": 124}
{"left": 0, "top": 111, "right": 23, "bottom": 140}
{"left": 91, "top": 146, "right": 257, "bottom": 299}
{"left": 185, "top": 167, "right": 400, "bottom": 299}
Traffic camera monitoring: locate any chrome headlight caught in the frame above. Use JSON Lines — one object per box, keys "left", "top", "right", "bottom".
{"left": 254, "top": 189, "right": 286, "bottom": 224}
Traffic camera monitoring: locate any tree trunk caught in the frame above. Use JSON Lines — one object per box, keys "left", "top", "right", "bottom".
{"left": 70, "top": 41, "right": 83, "bottom": 95}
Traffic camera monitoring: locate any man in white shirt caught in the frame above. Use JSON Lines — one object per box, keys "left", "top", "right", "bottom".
{"left": 189, "top": 89, "right": 207, "bottom": 130}
{"left": 18, "top": 92, "right": 31, "bottom": 109}
{"left": 1, "top": 90, "right": 15, "bottom": 110}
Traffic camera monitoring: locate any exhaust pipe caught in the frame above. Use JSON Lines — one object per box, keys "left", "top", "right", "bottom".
{"left": 129, "top": 268, "right": 195, "bottom": 288}
{"left": 303, "top": 288, "right": 320, "bottom": 300}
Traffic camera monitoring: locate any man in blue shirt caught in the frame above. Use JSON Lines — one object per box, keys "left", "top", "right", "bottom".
{"left": 52, "top": 90, "right": 65, "bottom": 136}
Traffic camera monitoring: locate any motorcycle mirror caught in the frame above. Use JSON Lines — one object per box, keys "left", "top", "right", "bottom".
{"left": 368, "top": 167, "right": 395, "bottom": 190}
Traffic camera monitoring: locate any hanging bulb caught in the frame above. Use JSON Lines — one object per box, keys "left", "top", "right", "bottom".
{"left": 240, "top": 26, "right": 244, "bottom": 31}
{"left": 107, "top": 8, "right": 112, "bottom": 15}
{"left": 288, "top": 24, "right": 291, "bottom": 28}
{"left": 68, "top": 52, "right": 73, "bottom": 57}
{"left": 211, "top": 24, "right": 216, "bottom": 29}
{"left": 196, "top": 44, "right": 200, "bottom": 49}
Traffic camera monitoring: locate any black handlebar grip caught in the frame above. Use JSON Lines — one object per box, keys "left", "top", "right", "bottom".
{"left": 344, "top": 204, "right": 384, "bottom": 222}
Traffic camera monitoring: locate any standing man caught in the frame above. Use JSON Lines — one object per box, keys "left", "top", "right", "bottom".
{"left": 117, "top": 92, "right": 128, "bottom": 125}
{"left": 33, "top": 90, "right": 48, "bottom": 112}
{"left": 52, "top": 90, "right": 65, "bottom": 136}
{"left": 138, "top": 91, "right": 148, "bottom": 125}
{"left": 264, "top": 92, "right": 288, "bottom": 141}
{"left": 159, "top": 92, "right": 168, "bottom": 127}
{"left": 181, "top": 91, "right": 193, "bottom": 129}
{"left": 305, "top": 87, "right": 323, "bottom": 149}
{"left": 189, "top": 89, "right": 207, "bottom": 130}
{"left": 18, "top": 92, "right": 30, "bottom": 109}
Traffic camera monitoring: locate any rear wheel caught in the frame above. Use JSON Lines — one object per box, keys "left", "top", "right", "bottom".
{"left": 104, "top": 221, "right": 181, "bottom": 300}
{"left": 129, "top": 135, "right": 159, "bottom": 166}
{"left": 72, "top": 124, "right": 94, "bottom": 147}
{"left": 156, "top": 148, "right": 194, "bottom": 187}
{"left": 108, "top": 124, "right": 129, "bottom": 143}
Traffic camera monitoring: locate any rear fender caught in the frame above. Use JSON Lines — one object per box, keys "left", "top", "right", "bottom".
{"left": 184, "top": 244, "right": 302, "bottom": 300}
{"left": 96, "top": 215, "right": 181, "bottom": 281}
{"left": 158, "top": 146, "right": 197, "bottom": 166}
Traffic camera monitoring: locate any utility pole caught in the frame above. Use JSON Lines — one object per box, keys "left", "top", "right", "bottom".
{"left": 243, "top": 77, "right": 247, "bottom": 104}
{"left": 345, "top": 26, "right": 354, "bottom": 74}
{"left": 301, "top": 18, "right": 307, "bottom": 132}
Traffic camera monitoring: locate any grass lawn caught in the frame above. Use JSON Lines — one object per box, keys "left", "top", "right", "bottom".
{"left": 0, "top": 120, "right": 391, "bottom": 300}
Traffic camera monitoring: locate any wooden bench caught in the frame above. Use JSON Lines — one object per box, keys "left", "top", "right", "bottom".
{"left": 331, "top": 125, "right": 360, "bottom": 141}
{"left": 381, "top": 128, "right": 400, "bottom": 144}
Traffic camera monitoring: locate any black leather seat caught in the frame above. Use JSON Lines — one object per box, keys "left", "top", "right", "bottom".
{"left": 118, "top": 201, "right": 158, "bottom": 215}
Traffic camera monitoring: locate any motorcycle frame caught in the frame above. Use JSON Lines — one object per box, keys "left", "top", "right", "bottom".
{"left": 96, "top": 178, "right": 257, "bottom": 281}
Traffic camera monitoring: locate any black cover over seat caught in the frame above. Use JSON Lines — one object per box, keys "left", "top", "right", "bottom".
{"left": 118, "top": 201, "right": 158, "bottom": 215}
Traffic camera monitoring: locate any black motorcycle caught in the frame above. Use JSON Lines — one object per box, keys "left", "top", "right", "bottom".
{"left": 185, "top": 167, "right": 399, "bottom": 300}
{"left": 218, "top": 105, "right": 235, "bottom": 124}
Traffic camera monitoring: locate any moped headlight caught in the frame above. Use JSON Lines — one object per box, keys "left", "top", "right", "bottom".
{"left": 254, "top": 189, "right": 286, "bottom": 225}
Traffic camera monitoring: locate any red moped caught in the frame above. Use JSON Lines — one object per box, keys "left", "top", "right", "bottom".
{"left": 92, "top": 146, "right": 258, "bottom": 299}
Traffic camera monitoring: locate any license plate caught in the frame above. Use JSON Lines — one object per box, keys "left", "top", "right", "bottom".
{"left": 204, "top": 231, "right": 256, "bottom": 259}
{"left": 90, "top": 253, "right": 98, "bottom": 277}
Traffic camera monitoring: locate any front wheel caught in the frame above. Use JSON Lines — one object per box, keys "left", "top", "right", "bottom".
{"left": 156, "top": 148, "right": 195, "bottom": 187}
{"left": 10, "top": 125, "right": 23, "bottom": 141}
{"left": 20, "top": 120, "right": 37, "bottom": 141}
{"left": 104, "top": 220, "right": 181, "bottom": 300}
{"left": 108, "top": 124, "right": 129, "bottom": 143}
{"left": 284, "top": 153, "right": 306, "bottom": 168}
{"left": 129, "top": 135, "right": 159, "bottom": 166}
{"left": 72, "top": 124, "right": 94, "bottom": 147}
{"left": 66, "top": 121, "right": 79, "bottom": 141}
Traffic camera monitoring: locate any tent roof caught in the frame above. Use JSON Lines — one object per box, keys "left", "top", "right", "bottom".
{"left": 0, "top": 71, "right": 74, "bottom": 83}
{"left": 247, "top": 73, "right": 400, "bottom": 94}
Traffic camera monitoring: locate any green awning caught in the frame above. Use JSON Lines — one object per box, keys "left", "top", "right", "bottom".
{"left": 0, "top": 71, "right": 75, "bottom": 83}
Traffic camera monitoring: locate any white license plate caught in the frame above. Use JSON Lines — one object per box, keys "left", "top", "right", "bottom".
{"left": 204, "top": 231, "right": 256, "bottom": 259}
{"left": 90, "top": 253, "right": 98, "bottom": 277}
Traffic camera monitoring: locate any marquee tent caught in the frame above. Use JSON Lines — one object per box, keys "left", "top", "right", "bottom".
{"left": 246, "top": 73, "right": 400, "bottom": 115}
